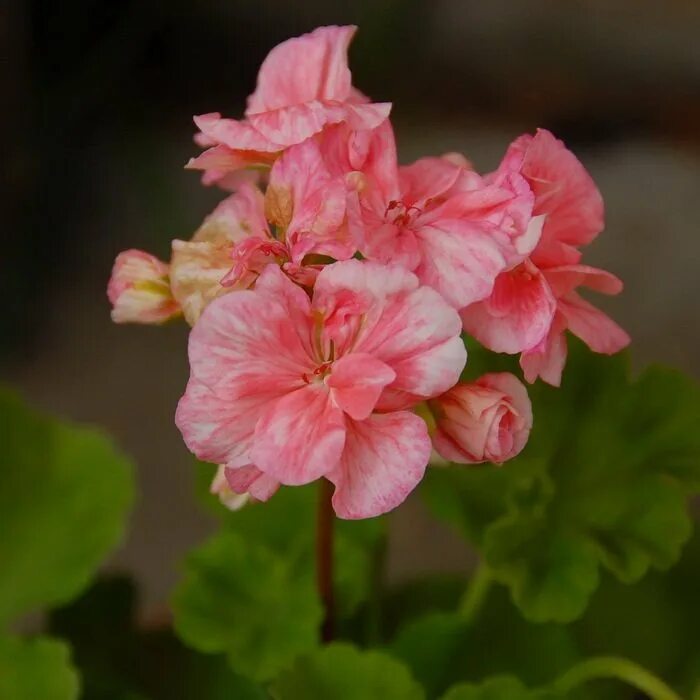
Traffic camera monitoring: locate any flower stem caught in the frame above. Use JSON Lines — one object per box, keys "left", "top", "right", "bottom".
{"left": 551, "top": 656, "right": 683, "bottom": 700}
{"left": 316, "top": 478, "right": 335, "bottom": 643}
{"left": 458, "top": 560, "right": 492, "bottom": 624}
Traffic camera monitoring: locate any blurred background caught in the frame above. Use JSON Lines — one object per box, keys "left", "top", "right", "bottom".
{"left": 2, "top": 0, "right": 699, "bottom": 615}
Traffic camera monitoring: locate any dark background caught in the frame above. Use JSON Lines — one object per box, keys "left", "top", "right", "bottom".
{"left": 3, "top": 0, "right": 699, "bottom": 615}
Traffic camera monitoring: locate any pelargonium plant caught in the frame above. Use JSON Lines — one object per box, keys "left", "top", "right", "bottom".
{"left": 102, "top": 25, "right": 700, "bottom": 700}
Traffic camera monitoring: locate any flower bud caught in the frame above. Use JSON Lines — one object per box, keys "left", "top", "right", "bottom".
{"left": 107, "top": 250, "right": 180, "bottom": 324}
{"left": 431, "top": 372, "right": 532, "bottom": 464}
{"left": 210, "top": 465, "right": 250, "bottom": 511}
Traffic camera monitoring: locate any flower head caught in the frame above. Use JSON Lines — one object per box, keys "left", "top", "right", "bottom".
{"left": 176, "top": 260, "right": 466, "bottom": 518}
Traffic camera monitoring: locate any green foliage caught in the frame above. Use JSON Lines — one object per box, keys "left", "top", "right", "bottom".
{"left": 440, "top": 676, "right": 559, "bottom": 700}
{"left": 195, "top": 476, "right": 386, "bottom": 620}
{"left": 269, "top": 643, "right": 425, "bottom": 700}
{"left": 0, "top": 388, "right": 135, "bottom": 626}
{"left": 573, "top": 527, "right": 700, "bottom": 697}
{"left": 390, "top": 583, "right": 580, "bottom": 698}
{"left": 0, "top": 635, "right": 80, "bottom": 700}
{"left": 51, "top": 574, "right": 268, "bottom": 700}
{"left": 172, "top": 529, "right": 322, "bottom": 681}
{"left": 425, "top": 342, "right": 700, "bottom": 622}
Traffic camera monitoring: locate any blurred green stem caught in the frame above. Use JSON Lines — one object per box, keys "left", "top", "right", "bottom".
{"left": 458, "top": 561, "right": 492, "bottom": 624}
{"left": 551, "top": 656, "right": 683, "bottom": 700}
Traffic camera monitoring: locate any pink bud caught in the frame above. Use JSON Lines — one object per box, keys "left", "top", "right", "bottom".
{"left": 431, "top": 372, "right": 532, "bottom": 465}
{"left": 107, "top": 250, "right": 180, "bottom": 324}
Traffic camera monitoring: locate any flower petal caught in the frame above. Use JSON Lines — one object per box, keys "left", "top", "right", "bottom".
{"left": 414, "top": 220, "right": 508, "bottom": 309}
{"left": 224, "top": 465, "right": 280, "bottom": 502}
{"left": 193, "top": 112, "right": 280, "bottom": 151}
{"left": 252, "top": 385, "right": 346, "bottom": 485}
{"left": 327, "top": 353, "right": 396, "bottom": 420}
{"left": 520, "top": 312, "right": 569, "bottom": 386}
{"left": 246, "top": 26, "right": 357, "bottom": 114}
{"left": 328, "top": 411, "right": 431, "bottom": 519}
{"left": 559, "top": 292, "right": 631, "bottom": 354}
{"left": 460, "top": 261, "right": 556, "bottom": 354}
{"left": 267, "top": 138, "right": 354, "bottom": 260}
{"left": 543, "top": 265, "right": 624, "bottom": 297}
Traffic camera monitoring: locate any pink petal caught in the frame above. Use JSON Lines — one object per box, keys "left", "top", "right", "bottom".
{"left": 175, "top": 378, "right": 273, "bottom": 467}
{"left": 225, "top": 465, "right": 280, "bottom": 502}
{"left": 339, "top": 102, "right": 392, "bottom": 131}
{"left": 186, "top": 268, "right": 313, "bottom": 390}
{"left": 559, "top": 292, "right": 631, "bottom": 354}
{"left": 460, "top": 261, "right": 556, "bottom": 354}
{"left": 328, "top": 411, "right": 431, "bottom": 519}
{"left": 497, "top": 129, "right": 604, "bottom": 267}
{"left": 398, "top": 156, "right": 464, "bottom": 205}
{"left": 175, "top": 268, "right": 315, "bottom": 463}
{"left": 267, "top": 138, "right": 354, "bottom": 260}
{"left": 327, "top": 353, "right": 396, "bottom": 420}
{"left": 193, "top": 112, "right": 280, "bottom": 152}
{"left": 357, "top": 286, "right": 466, "bottom": 404}
{"left": 519, "top": 312, "right": 568, "bottom": 386}
{"left": 185, "top": 144, "right": 274, "bottom": 173}
{"left": 543, "top": 265, "right": 623, "bottom": 297}
{"left": 313, "top": 260, "right": 466, "bottom": 408}
{"left": 246, "top": 26, "right": 357, "bottom": 114}
{"left": 252, "top": 384, "right": 346, "bottom": 485}
{"left": 413, "top": 220, "right": 508, "bottom": 309}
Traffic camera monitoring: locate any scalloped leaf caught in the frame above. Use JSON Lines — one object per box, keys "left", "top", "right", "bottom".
{"left": 424, "top": 343, "right": 700, "bottom": 623}
{"left": 0, "top": 635, "right": 80, "bottom": 700}
{"left": 440, "top": 676, "right": 560, "bottom": 700}
{"left": 0, "top": 387, "right": 134, "bottom": 626}
{"left": 390, "top": 583, "right": 580, "bottom": 698}
{"left": 172, "top": 529, "right": 323, "bottom": 681}
{"left": 195, "top": 478, "right": 385, "bottom": 619}
{"left": 269, "top": 643, "right": 425, "bottom": 700}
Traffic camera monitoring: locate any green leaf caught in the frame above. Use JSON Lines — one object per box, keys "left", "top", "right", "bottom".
{"left": 172, "top": 530, "right": 322, "bottom": 681}
{"left": 269, "top": 643, "right": 425, "bottom": 700}
{"left": 390, "top": 582, "right": 580, "bottom": 697}
{"left": 199, "top": 480, "right": 386, "bottom": 620}
{"left": 573, "top": 526, "right": 700, "bottom": 696}
{"left": 440, "top": 676, "right": 560, "bottom": 700}
{"left": 422, "top": 466, "right": 510, "bottom": 549}
{"left": 0, "top": 635, "right": 80, "bottom": 700}
{"left": 51, "top": 574, "right": 269, "bottom": 700}
{"left": 0, "top": 388, "right": 134, "bottom": 626}
{"left": 426, "top": 344, "right": 700, "bottom": 622}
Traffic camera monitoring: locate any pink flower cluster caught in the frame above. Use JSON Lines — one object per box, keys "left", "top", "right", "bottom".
{"left": 108, "top": 26, "right": 629, "bottom": 519}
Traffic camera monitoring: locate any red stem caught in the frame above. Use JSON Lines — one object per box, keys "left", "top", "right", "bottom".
{"left": 316, "top": 478, "right": 335, "bottom": 642}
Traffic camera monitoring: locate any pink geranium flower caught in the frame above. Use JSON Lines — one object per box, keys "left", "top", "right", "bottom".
{"left": 175, "top": 260, "right": 466, "bottom": 519}
{"left": 430, "top": 372, "right": 533, "bottom": 464}
{"left": 460, "top": 129, "right": 629, "bottom": 384}
{"left": 187, "top": 26, "right": 391, "bottom": 187}
{"left": 352, "top": 127, "right": 542, "bottom": 310}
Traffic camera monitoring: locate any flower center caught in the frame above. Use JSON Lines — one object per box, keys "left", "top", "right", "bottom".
{"left": 301, "top": 361, "right": 333, "bottom": 385}
{"left": 384, "top": 200, "right": 423, "bottom": 227}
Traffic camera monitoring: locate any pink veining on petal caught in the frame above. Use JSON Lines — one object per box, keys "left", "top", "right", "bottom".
{"left": 328, "top": 411, "right": 431, "bottom": 519}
